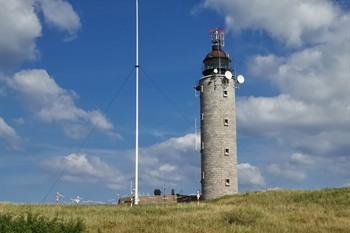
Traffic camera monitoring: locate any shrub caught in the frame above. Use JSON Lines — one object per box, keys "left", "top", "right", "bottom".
{"left": 0, "top": 213, "right": 85, "bottom": 233}
{"left": 154, "top": 189, "right": 161, "bottom": 196}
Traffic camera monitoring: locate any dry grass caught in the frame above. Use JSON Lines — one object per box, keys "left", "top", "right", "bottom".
{"left": 1, "top": 188, "right": 350, "bottom": 233}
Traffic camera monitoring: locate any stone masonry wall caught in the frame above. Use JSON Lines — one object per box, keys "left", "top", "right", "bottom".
{"left": 200, "top": 74, "right": 238, "bottom": 200}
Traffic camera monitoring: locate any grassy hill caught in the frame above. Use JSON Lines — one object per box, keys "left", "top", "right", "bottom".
{"left": 1, "top": 188, "right": 350, "bottom": 233}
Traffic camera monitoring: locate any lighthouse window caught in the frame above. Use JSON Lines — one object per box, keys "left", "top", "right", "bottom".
{"left": 201, "top": 113, "right": 204, "bottom": 120}
{"left": 224, "top": 119, "right": 229, "bottom": 126}
{"left": 225, "top": 148, "right": 229, "bottom": 156}
{"left": 223, "top": 90, "right": 228, "bottom": 97}
{"left": 201, "top": 142, "right": 205, "bottom": 150}
{"left": 200, "top": 85, "right": 204, "bottom": 93}
{"left": 202, "top": 172, "right": 205, "bottom": 179}
{"left": 225, "top": 179, "right": 230, "bottom": 186}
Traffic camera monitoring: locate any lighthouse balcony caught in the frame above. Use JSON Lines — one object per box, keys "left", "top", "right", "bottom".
{"left": 202, "top": 62, "right": 231, "bottom": 76}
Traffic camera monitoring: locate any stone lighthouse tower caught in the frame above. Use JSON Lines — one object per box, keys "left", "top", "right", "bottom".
{"left": 197, "top": 29, "right": 243, "bottom": 200}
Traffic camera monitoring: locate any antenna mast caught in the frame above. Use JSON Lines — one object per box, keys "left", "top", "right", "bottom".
{"left": 195, "top": 118, "right": 198, "bottom": 151}
{"left": 134, "top": 0, "right": 140, "bottom": 205}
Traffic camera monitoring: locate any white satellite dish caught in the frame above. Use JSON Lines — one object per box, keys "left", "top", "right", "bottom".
{"left": 224, "top": 71, "right": 233, "bottom": 79}
{"left": 237, "top": 74, "right": 245, "bottom": 84}
{"left": 213, "top": 68, "right": 218, "bottom": 74}
{"left": 71, "top": 195, "right": 81, "bottom": 204}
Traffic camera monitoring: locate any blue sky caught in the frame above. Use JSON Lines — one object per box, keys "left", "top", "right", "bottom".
{"left": 0, "top": 0, "right": 349, "bottom": 203}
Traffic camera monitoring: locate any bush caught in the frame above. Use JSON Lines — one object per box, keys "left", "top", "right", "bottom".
{"left": 0, "top": 213, "right": 85, "bottom": 233}
{"left": 154, "top": 189, "right": 161, "bottom": 196}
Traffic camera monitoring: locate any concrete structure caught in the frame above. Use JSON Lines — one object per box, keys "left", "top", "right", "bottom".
{"left": 118, "top": 195, "right": 177, "bottom": 205}
{"left": 196, "top": 29, "right": 238, "bottom": 200}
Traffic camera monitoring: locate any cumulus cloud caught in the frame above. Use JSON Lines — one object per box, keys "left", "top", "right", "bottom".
{"left": 202, "top": 0, "right": 339, "bottom": 46}
{"left": 249, "top": 45, "right": 350, "bottom": 105}
{"left": 0, "top": 117, "right": 21, "bottom": 150}
{"left": 139, "top": 133, "right": 265, "bottom": 192}
{"left": 238, "top": 163, "right": 265, "bottom": 187}
{"left": 5, "top": 69, "right": 115, "bottom": 138}
{"left": 266, "top": 152, "right": 350, "bottom": 183}
{"left": 63, "top": 124, "right": 89, "bottom": 139}
{"left": 41, "top": 133, "right": 266, "bottom": 194}
{"left": 139, "top": 133, "right": 200, "bottom": 188}
{"left": 0, "top": 0, "right": 80, "bottom": 69}
{"left": 267, "top": 163, "right": 306, "bottom": 182}
{"left": 238, "top": 95, "right": 317, "bottom": 134}
{"left": 239, "top": 28, "right": 350, "bottom": 156}
{"left": 0, "top": 0, "right": 41, "bottom": 68}
{"left": 290, "top": 153, "right": 314, "bottom": 166}
{"left": 40, "top": 134, "right": 200, "bottom": 193}
{"left": 37, "top": 0, "right": 81, "bottom": 40}
{"left": 42, "top": 153, "right": 126, "bottom": 190}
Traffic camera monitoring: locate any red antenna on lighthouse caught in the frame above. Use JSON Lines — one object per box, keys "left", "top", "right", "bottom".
{"left": 209, "top": 28, "right": 225, "bottom": 47}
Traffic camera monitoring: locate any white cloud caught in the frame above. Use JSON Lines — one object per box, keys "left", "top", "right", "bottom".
{"left": 266, "top": 152, "right": 318, "bottom": 183}
{"left": 238, "top": 163, "right": 265, "bottom": 186}
{"left": 139, "top": 133, "right": 200, "bottom": 188}
{"left": 267, "top": 152, "right": 350, "bottom": 184}
{"left": 202, "top": 0, "right": 339, "bottom": 46}
{"left": 88, "top": 111, "right": 113, "bottom": 132}
{"left": 239, "top": 19, "right": 350, "bottom": 140}
{"left": 147, "top": 163, "right": 181, "bottom": 185}
{"left": 267, "top": 163, "right": 306, "bottom": 182}
{"left": 37, "top": 0, "right": 81, "bottom": 40}
{"left": 238, "top": 95, "right": 350, "bottom": 158}
{"left": 0, "top": 0, "right": 80, "bottom": 69}
{"left": 0, "top": 117, "right": 21, "bottom": 150}
{"left": 239, "top": 41, "right": 350, "bottom": 156}
{"left": 294, "top": 131, "right": 350, "bottom": 157}
{"left": 290, "top": 153, "right": 314, "bottom": 166}
{"left": 0, "top": 0, "right": 41, "bottom": 68}
{"left": 6, "top": 69, "right": 115, "bottom": 138}
{"left": 138, "top": 133, "right": 266, "bottom": 192}
{"left": 147, "top": 133, "right": 199, "bottom": 154}
{"left": 238, "top": 95, "right": 315, "bottom": 135}
{"left": 233, "top": 3, "right": 350, "bottom": 159}
{"left": 41, "top": 133, "right": 266, "bottom": 194}
{"left": 43, "top": 134, "right": 200, "bottom": 192}
{"left": 42, "top": 153, "right": 126, "bottom": 190}
{"left": 249, "top": 42, "right": 350, "bottom": 105}
{"left": 63, "top": 124, "right": 89, "bottom": 139}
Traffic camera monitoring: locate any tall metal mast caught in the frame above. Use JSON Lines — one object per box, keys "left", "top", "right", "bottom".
{"left": 134, "top": 0, "right": 140, "bottom": 205}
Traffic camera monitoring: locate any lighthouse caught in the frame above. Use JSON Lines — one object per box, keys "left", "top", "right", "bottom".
{"left": 196, "top": 29, "right": 244, "bottom": 200}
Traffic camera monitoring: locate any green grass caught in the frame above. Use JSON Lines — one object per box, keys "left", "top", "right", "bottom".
{"left": 0, "top": 212, "right": 85, "bottom": 233}
{"left": 1, "top": 188, "right": 350, "bottom": 233}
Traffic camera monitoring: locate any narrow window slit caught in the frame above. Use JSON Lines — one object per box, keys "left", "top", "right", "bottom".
{"left": 225, "top": 148, "right": 229, "bottom": 156}
{"left": 224, "top": 119, "right": 229, "bottom": 126}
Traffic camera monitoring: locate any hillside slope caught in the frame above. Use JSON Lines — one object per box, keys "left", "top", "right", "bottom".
{"left": 1, "top": 188, "right": 350, "bottom": 233}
